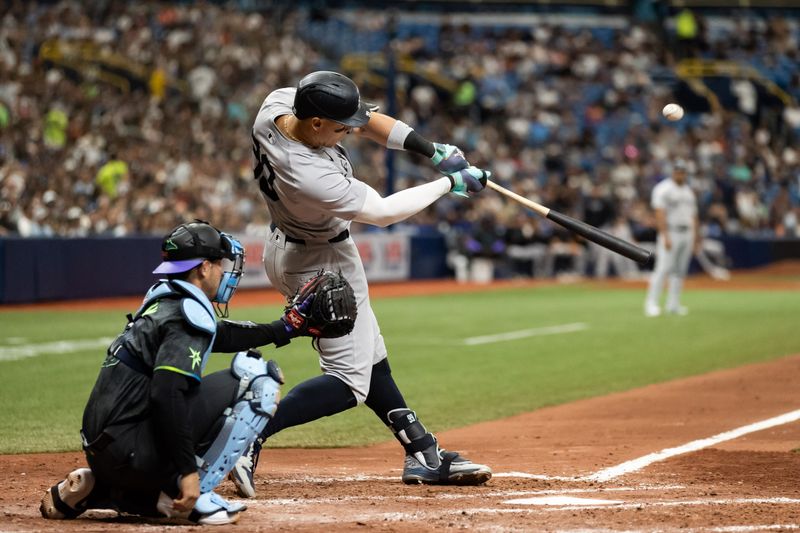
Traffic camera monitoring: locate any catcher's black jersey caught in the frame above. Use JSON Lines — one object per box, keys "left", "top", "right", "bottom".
{"left": 82, "top": 296, "right": 213, "bottom": 442}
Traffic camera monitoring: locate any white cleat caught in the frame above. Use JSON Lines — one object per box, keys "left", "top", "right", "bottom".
{"left": 644, "top": 305, "right": 661, "bottom": 317}
{"left": 666, "top": 305, "right": 689, "bottom": 316}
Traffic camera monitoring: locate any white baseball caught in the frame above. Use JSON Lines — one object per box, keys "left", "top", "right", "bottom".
{"left": 662, "top": 103, "right": 684, "bottom": 121}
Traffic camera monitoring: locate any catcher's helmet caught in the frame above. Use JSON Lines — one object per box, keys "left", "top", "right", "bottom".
{"left": 293, "top": 71, "right": 373, "bottom": 127}
{"left": 153, "top": 220, "right": 236, "bottom": 275}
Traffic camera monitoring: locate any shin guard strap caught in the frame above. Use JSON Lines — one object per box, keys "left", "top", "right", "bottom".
{"left": 439, "top": 451, "right": 458, "bottom": 482}
{"left": 403, "top": 433, "right": 436, "bottom": 455}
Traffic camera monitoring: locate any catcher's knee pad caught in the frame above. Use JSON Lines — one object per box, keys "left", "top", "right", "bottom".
{"left": 196, "top": 350, "right": 284, "bottom": 493}
{"left": 387, "top": 408, "right": 439, "bottom": 468}
{"left": 40, "top": 467, "right": 95, "bottom": 519}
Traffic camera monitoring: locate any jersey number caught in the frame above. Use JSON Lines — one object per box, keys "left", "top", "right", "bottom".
{"left": 252, "top": 133, "right": 278, "bottom": 201}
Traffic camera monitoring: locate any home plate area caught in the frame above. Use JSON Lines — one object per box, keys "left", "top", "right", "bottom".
{"left": 224, "top": 458, "right": 800, "bottom": 532}
{"left": 7, "top": 355, "right": 800, "bottom": 532}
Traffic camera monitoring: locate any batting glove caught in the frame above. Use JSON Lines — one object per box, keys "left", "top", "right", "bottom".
{"left": 431, "top": 143, "right": 469, "bottom": 173}
{"left": 448, "top": 167, "right": 491, "bottom": 198}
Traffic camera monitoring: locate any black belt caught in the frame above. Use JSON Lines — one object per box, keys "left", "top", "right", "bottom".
{"left": 270, "top": 224, "right": 349, "bottom": 245}
{"left": 114, "top": 345, "right": 153, "bottom": 377}
{"left": 669, "top": 225, "right": 691, "bottom": 232}
{"left": 81, "top": 430, "right": 114, "bottom": 455}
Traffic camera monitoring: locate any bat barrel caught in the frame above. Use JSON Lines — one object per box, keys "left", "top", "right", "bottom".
{"left": 546, "top": 210, "right": 652, "bottom": 265}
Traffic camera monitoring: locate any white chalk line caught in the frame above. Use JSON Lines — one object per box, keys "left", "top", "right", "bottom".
{"left": 245, "top": 497, "right": 800, "bottom": 527}
{"left": 494, "top": 471, "right": 577, "bottom": 481}
{"left": 709, "top": 526, "right": 800, "bottom": 532}
{"left": 0, "top": 337, "right": 113, "bottom": 361}
{"left": 535, "top": 496, "right": 800, "bottom": 511}
{"left": 464, "top": 322, "right": 588, "bottom": 345}
{"left": 584, "top": 408, "right": 800, "bottom": 482}
{"left": 253, "top": 484, "right": 685, "bottom": 506}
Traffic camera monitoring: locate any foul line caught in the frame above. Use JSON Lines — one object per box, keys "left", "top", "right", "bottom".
{"left": 585, "top": 408, "right": 800, "bottom": 482}
{"left": 464, "top": 322, "right": 588, "bottom": 346}
{"left": 0, "top": 337, "right": 114, "bottom": 361}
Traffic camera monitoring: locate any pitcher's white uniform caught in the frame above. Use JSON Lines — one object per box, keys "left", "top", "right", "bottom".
{"left": 644, "top": 169, "right": 698, "bottom": 315}
{"left": 252, "top": 88, "right": 384, "bottom": 402}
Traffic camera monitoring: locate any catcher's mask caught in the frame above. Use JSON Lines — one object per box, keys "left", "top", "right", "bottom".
{"left": 153, "top": 220, "right": 245, "bottom": 317}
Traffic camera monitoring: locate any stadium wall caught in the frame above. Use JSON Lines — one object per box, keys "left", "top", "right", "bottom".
{"left": 0, "top": 234, "right": 795, "bottom": 304}
{"left": 0, "top": 232, "right": 449, "bottom": 304}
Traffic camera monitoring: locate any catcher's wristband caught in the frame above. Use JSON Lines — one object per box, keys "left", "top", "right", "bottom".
{"left": 282, "top": 310, "right": 305, "bottom": 335}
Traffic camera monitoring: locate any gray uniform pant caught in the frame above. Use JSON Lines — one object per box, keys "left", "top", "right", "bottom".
{"left": 645, "top": 228, "right": 694, "bottom": 310}
{"left": 264, "top": 226, "right": 388, "bottom": 403}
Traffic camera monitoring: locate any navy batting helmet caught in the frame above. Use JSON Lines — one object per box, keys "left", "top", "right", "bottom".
{"left": 293, "top": 71, "right": 373, "bottom": 127}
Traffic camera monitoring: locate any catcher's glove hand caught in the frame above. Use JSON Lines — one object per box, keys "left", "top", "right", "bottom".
{"left": 282, "top": 270, "right": 357, "bottom": 338}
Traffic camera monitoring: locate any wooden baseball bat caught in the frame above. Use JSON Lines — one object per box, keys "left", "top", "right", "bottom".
{"left": 486, "top": 180, "right": 652, "bottom": 265}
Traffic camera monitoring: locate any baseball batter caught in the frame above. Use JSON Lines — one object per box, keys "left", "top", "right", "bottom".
{"left": 644, "top": 159, "right": 700, "bottom": 316}
{"left": 231, "top": 71, "right": 492, "bottom": 496}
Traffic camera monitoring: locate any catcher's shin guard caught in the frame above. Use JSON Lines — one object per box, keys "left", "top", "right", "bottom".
{"left": 196, "top": 351, "right": 283, "bottom": 494}
{"left": 40, "top": 468, "right": 95, "bottom": 519}
{"left": 388, "top": 409, "right": 492, "bottom": 486}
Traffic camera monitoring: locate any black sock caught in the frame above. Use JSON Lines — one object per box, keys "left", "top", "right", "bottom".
{"left": 262, "top": 374, "right": 356, "bottom": 439}
{"left": 365, "top": 359, "right": 408, "bottom": 424}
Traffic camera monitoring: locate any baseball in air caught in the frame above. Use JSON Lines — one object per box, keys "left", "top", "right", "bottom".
{"left": 662, "top": 103, "right": 684, "bottom": 121}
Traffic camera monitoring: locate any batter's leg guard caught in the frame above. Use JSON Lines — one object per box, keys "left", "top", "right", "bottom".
{"left": 40, "top": 467, "right": 95, "bottom": 519}
{"left": 388, "top": 409, "right": 492, "bottom": 486}
{"left": 196, "top": 351, "right": 283, "bottom": 495}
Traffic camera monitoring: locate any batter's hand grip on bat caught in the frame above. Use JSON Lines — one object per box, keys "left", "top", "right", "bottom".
{"left": 546, "top": 210, "right": 652, "bottom": 265}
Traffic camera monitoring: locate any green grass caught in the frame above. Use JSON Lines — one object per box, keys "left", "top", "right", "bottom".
{"left": 1, "top": 285, "right": 798, "bottom": 453}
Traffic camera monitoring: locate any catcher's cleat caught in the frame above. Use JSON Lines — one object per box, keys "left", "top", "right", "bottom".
{"left": 157, "top": 490, "right": 245, "bottom": 525}
{"left": 402, "top": 449, "right": 492, "bottom": 486}
{"left": 40, "top": 467, "right": 95, "bottom": 519}
{"left": 229, "top": 440, "right": 261, "bottom": 498}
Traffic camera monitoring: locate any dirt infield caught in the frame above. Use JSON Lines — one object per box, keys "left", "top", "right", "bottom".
{"left": 5, "top": 355, "right": 800, "bottom": 532}
{"left": 3, "top": 264, "right": 800, "bottom": 531}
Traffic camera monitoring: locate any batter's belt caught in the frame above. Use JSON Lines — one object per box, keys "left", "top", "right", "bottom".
{"left": 270, "top": 223, "right": 349, "bottom": 245}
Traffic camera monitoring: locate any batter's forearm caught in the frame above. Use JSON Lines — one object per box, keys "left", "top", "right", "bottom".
{"left": 360, "top": 113, "right": 435, "bottom": 157}
{"left": 354, "top": 178, "right": 451, "bottom": 227}
{"left": 359, "top": 113, "right": 398, "bottom": 146}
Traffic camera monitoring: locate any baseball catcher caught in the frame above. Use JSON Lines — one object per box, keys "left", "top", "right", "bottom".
{"left": 39, "top": 222, "right": 354, "bottom": 526}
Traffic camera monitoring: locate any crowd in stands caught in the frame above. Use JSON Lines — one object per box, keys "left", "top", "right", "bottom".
{"left": 1, "top": 2, "right": 799, "bottom": 276}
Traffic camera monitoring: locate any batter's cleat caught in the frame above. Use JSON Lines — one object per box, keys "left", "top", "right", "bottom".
{"left": 229, "top": 440, "right": 261, "bottom": 498}
{"left": 644, "top": 304, "right": 661, "bottom": 317}
{"left": 40, "top": 467, "right": 95, "bottom": 519}
{"left": 402, "top": 450, "right": 492, "bottom": 486}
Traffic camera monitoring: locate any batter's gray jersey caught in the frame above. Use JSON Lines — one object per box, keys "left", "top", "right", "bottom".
{"left": 252, "top": 88, "right": 367, "bottom": 241}
{"left": 252, "top": 88, "right": 387, "bottom": 403}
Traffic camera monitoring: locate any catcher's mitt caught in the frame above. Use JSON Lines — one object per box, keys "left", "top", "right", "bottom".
{"left": 283, "top": 270, "right": 357, "bottom": 338}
